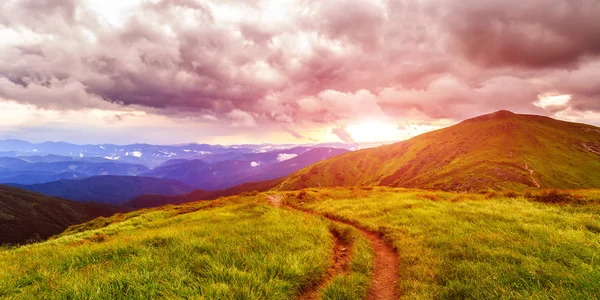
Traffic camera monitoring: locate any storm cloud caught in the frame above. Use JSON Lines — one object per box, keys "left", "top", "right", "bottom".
{"left": 0, "top": 0, "right": 599, "bottom": 143}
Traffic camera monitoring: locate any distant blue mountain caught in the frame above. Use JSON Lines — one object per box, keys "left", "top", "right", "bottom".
{"left": 0, "top": 139, "right": 368, "bottom": 168}
{"left": 142, "top": 147, "right": 350, "bottom": 190}
{"left": 9, "top": 176, "right": 195, "bottom": 205}
{"left": 0, "top": 140, "right": 359, "bottom": 191}
{"left": 0, "top": 157, "right": 148, "bottom": 185}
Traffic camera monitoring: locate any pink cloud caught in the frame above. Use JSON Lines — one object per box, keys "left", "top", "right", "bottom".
{"left": 1, "top": 0, "right": 600, "bottom": 143}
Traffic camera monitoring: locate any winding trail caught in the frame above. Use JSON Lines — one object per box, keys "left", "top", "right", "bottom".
{"left": 266, "top": 194, "right": 400, "bottom": 300}
{"left": 524, "top": 163, "right": 541, "bottom": 188}
{"left": 298, "top": 232, "right": 351, "bottom": 300}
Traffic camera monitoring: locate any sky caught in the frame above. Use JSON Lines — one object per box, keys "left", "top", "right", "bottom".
{"left": 0, "top": 0, "right": 599, "bottom": 145}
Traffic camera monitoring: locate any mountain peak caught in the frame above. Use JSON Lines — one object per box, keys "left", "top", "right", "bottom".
{"left": 467, "top": 110, "right": 517, "bottom": 122}
{"left": 491, "top": 110, "right": 516, "bottom": 117}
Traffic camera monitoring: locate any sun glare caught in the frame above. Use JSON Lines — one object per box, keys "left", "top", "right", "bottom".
{"left": 535, "top": 94, "right": 571, "bottom": 109}
{"left": 346, "top": 121, "right": 400, "bottom": 142}
{"left": 84, "top": 0, "right": 143, "bottom": 27}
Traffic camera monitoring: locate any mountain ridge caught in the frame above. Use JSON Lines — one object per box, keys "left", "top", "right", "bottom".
{"left": 276, "top": 110, "right": 600, "bottom": 191}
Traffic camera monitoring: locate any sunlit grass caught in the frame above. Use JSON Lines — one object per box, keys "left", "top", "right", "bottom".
{"left": 0, "top": 196, "right": 334, "bottom": 299}
{"left": 285, "top": 187, "right": 600, "bottom": 299}
{"left": 321, "top": 222, "right": 374, "bottom": 300}
{"left": 4, "top": 186, "right": 599, "bottom": 299}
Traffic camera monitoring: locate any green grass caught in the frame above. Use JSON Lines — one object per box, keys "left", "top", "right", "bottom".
{"left": 4, "top": 186, "right": 600, "bottom": 299}
{"left": 0, "top": 196, "right": 336, "bottom": 299}
{"left": 285, "top": 187, "right": 600, "bottom": 299}
{"left": 321, "top": 223, "right": 374, "bottom": 300}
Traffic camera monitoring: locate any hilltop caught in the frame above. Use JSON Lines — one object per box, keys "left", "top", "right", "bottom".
{"left": 278, "top": 111, "right": 600, "bottom": 191}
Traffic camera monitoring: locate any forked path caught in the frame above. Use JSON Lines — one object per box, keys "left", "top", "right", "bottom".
{"left": 266, "top": 194, "right": 400, "bottom": 300}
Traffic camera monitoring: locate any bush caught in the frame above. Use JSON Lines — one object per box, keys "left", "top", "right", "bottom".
{"left": 502, "top": 191, "right": 520, "bottom": 198}
{"left": 484, "top": 192, "right": 498, "bottom": 199}
{"left": 526, "top": 190, "right": 576, "bottom": 204}
{"left": 297, "top": 190, "right": 308, "bottom": 200}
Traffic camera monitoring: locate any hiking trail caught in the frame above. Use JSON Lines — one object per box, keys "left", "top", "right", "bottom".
{"left": 266, "top": 194, "right": 400, "bottom": 300}
{"left": 524, "top": 163, "right": 541, "bottom": 188}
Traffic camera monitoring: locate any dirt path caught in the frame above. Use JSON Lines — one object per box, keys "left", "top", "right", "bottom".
{"left": 314, "top": 210, "right": 400, "bottom": 300}
{"left": 298, "top": 232, "right": 351, "bottom": 300}
{"left": 267, "top": 194, "right": 282, "bottom": 207}
{"left": 267, "top": 194, "right": 400, "bottom": 300}
{"left": 524, "top": 163, "right": 541, "bottom": 188}
{"left": 267, "top": 195, "right": 351, "bottom": 300}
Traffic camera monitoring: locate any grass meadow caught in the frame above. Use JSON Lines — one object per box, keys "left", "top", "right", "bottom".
{"left": 2, "top": 187, "right": 599, "bottom": 299}
{"left": 0, "top": 196, "right": 336, "bottom": 299}
{"left": 321, "top": 222, "right": 374, "bottom": 300}
{"left": 284, "top": 187, "right": 600, "bottom": 299}
{"left": 0, "top": 194, "right": 376, "bottom": 299}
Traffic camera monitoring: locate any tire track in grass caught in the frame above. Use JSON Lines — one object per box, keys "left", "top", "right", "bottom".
{"left": 267, "top": 194, "right": 400, "bottom": 300}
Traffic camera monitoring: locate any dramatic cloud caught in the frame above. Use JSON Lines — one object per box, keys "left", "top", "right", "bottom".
{"left": 331, "top": 127, "right": 355, "bottom": 143}
{"left": 0, "top": 0, "right": 599, "bottom": 144}
{"left": 440, "top": 0, "right": 600, "bottom": 67}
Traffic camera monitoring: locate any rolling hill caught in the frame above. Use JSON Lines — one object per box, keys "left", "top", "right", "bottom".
{"left": 277, "top": 110, "right": 600, "bottom": 191}
{"left": 0, "top": 185, "right": 125, "bottom": 244}
{"left": 9, "top": 176, "right": 196, "bottom": 205}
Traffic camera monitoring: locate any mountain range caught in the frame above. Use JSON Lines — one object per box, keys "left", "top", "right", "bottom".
{"left": 5, "top": 110, "right": 600, "bottom": 241}
{"left": 0, "top": 140, "right": 378, "bottom": 168}
{"left": 112, "top": 110, "right": 600, "bottom": 208}
{"left": 4, "top": 147, "right": 349, "bottom": 205}
{"left": 143, "top": 147, "right": 349, "bottom": 190}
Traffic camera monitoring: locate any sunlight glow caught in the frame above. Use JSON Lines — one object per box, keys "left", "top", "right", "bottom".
{"left": 535, "top": 94, "right": 571, "bottom": 109}
{"left": 84, "top": 0, "right": 143, "bottom": 27}
{"left": 346, "top": 121, "right": 400, "bottom": 142}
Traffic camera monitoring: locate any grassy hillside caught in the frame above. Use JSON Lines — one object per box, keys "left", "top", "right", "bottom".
{"left": 0, "top": 195, "right": 373, "bottom": 299}
{"left": 0, "top": 185, "right": 126, "bottom": 244}
{"left": 283, "top": 187, "right": 600, "bottom": 299}
{"left": 10, "top": 176, "right": 195, "bottom": 205}
{"left": 278, "top": 111, "right": 600, "bottom": 191}
{"left": 2, "top": 188, "right": 599, "bottom": 299}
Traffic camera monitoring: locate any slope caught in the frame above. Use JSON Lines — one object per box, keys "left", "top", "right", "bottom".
{"left": 0, "top": 195, "right": 354, "bottom": 299}
{"left": 0, "top": 185, "right": 125, "bottom": 244}
{"left": 278, "top": 110, "right": 600, "bottom": 191}
{"left": 10, "top": 176, "right": 195, "bottom": 205}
